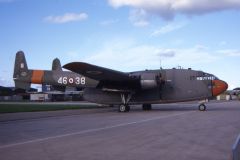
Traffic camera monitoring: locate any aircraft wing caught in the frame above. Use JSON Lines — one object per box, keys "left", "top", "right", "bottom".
{"left": 63, "top": 62, "right": 134, "bottom": 81}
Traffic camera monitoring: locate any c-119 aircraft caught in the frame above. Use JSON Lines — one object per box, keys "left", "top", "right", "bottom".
{"left": 14, "top": 51, "right": 228, "bottom": 112}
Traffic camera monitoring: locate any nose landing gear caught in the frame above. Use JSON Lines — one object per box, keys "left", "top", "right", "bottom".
{"left": 198, "top": 103, "right": 206, "bottom": 111}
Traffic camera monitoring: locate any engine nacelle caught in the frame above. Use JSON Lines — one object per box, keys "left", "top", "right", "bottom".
{"left": 140, "top": 79, "right": 158, "bottom": 90}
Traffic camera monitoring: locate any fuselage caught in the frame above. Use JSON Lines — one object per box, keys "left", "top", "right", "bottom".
{"left": 14, "top": 67, "right": 228, "bottom": 105}
{"left": 76, "top": 68, "right": 228, "bottom": 105}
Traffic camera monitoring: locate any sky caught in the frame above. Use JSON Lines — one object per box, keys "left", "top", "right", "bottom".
{"left": 0, "top": 0, "right": 240, "bottom": 89}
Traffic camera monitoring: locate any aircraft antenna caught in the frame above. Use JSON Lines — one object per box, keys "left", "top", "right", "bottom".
{"left": 159, "top": 57, "right": 163, "bottom": 70}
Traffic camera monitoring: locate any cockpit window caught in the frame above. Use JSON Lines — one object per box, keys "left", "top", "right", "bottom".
{"left": 196, "top": 76, "right": 216, "bottom": 80}
{"left": 190, "top": 72, "right": 219, "bottom": 81}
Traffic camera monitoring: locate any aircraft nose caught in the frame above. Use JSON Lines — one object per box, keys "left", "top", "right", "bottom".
{"left": 212, "top": 80, "right": 228, "bottom": 96}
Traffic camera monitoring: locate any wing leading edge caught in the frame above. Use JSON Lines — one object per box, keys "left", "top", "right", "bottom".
{"left": 63, "top": 62, "right": 136, "bottom": 82}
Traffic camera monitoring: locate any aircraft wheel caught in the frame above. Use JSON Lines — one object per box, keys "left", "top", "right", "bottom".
{"left": 126, "top": 105, "right": 130, "bottom": 112}
{"left": 142, "top": 104, "right": 152, "bottom": 110}
{"left": 119, "top": 104, "right": 130, "bottom": 112}
{"left": 198, "top": 104, "right": 206, "bottom": 111}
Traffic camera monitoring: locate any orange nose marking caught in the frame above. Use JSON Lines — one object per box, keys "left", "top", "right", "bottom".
{"left": 212, "top": 80, "right": 228, "bottom": 96}
{"left": 31, "top": 70, "right": 44, "bottom": 84}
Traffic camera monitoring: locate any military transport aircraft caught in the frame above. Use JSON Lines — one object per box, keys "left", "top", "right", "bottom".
{"left": 13, "top": 51, "right": 228, "bottom": 112}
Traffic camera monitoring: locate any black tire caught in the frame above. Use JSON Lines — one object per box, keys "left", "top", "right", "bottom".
{"left": 126, "top": 105, "right": 130, "bottom": 112}
{"left": 198, "top": 104, "right": 206, "bottom": 111}
{"left": 119, "top": 104, "right": 130, "bottom": 112}
{"left": 142, "top": 104, "right": 152, "bottom": 110}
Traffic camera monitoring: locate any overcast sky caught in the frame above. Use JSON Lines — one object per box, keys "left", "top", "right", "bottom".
{"left": 0, "top": 0, "right": 240, "bottom": 89}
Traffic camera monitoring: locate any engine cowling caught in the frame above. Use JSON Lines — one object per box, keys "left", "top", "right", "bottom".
{"left": 140, "top": 73, "right": 161, "bottom": 90}
{"left": 141, "top": 79, "right": 158, "bottom": 90}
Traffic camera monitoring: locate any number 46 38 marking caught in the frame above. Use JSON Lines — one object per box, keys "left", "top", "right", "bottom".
{"left": 57, "top": 77, "right": 85, "bottom": 85}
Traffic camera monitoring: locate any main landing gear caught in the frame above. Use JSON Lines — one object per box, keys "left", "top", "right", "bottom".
{"left": 118, "top": 92, "right": 153, "bottom": 112}
{"left": 119, "top": 104, "right": 130, "bottom": 112}
{"left": 142, "top": 104, "right": 152, "bottom": 111}
{"left": 118, "top": 93, "right": 132, "bottom": 112}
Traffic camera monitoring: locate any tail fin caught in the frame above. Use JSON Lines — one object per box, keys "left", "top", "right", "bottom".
{"left": 52, "top": 58, "right": 62, "bottom": 71}
{"left": 13, "top": 51, "right": 31, "bottom": 90}
{"left": 51, "top": 58, "right": 65, "bottom": 91}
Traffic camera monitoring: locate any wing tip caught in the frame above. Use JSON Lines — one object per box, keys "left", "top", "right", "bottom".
{"left": 63, "top": 62, "right": 90, "bottom": 71}
{"left": 62, "top": 63, "right": 71, "bottom": 70}
{"left": 62, "top": 62, "right": 78, "bottom": 70}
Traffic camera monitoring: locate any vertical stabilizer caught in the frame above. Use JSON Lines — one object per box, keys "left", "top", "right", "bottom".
{"left": 52, "top": 58, "right": 62, "bottom": 71}
{"left": 51, "top": 58, "right": 66, "bottom": 92}
{"left": 13, "top": 51, "right": 31, "bottom": 90}
{"left": 14, "top": 51, "right": 28, "bottom": 78}
{"left": 51, "top": 58, "right": 66, "bottom": 91}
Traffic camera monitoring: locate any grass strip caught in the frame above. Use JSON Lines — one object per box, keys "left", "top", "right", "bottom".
{"left": 0, "top": 103, "right": 102, "bottom": 113}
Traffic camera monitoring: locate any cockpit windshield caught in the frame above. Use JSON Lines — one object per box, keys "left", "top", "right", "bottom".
{"left": 196, "top": 72, "right": 219, "bottom": 81}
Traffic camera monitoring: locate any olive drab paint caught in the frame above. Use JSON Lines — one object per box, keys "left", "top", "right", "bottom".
{"left": 13, "top": 51, "right": 228, "bottom": 112}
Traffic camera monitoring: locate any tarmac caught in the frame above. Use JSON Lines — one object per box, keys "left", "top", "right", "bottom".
{"left": 0, "top": 101, "right": 239, "bottom": 160}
